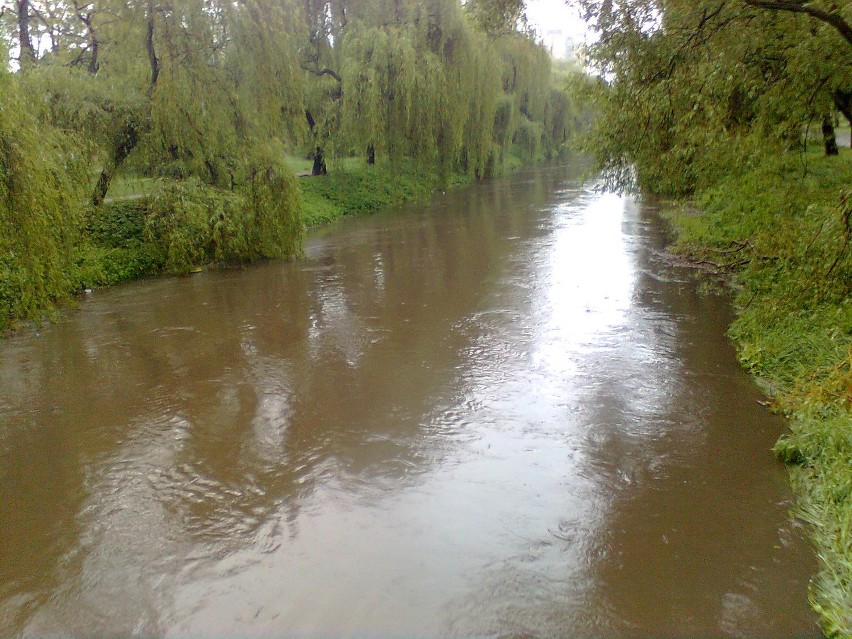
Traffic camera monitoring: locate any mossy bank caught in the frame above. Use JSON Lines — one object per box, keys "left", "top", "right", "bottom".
{"left": 662, "top": 148, "right": 851, "bottom": 637}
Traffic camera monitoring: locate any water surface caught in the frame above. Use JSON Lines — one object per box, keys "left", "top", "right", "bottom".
{"left": 0, "top": 161, "right": 817, "bottom": 637}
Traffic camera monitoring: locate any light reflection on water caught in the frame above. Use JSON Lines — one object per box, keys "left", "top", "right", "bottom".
{"left": 0, "top": 161, "right": 817, "bottom": 638}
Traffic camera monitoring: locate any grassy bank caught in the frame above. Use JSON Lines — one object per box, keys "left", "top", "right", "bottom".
{"left": 662, "top": 148, "right": 852, "bottom": 636}
{"left": 299, "top": 161, "right": 471, "bottom": 227}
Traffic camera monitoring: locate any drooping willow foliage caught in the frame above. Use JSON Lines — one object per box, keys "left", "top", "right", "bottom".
{"left": 338, "top": 7, "right": 486, "bottom": 176}
{"left": 0, "top": 0, "right": 588, "bottom": 328}
{"left": 144, "top": 0, "right": 305, "bottom": 185}
{"left": 0, "top": 72, "right": 86, "bottom": 327}
{"left": 333, "top": 0, "right": 567, "bottom": 178}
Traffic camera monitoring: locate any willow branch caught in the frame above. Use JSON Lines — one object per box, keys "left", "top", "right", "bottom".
{"left": 145, "top": 0, "right": 159, "bottom": 93}
{"left": 743, "top": 0, "right": 852, "bottom": 48}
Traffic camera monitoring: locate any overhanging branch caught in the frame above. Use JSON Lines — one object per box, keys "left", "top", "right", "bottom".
{"left": 309, "top": 66, "right": 342, "bottom": 83}
{"left": 743, "top": 0, "right": 852, "bottom": 48}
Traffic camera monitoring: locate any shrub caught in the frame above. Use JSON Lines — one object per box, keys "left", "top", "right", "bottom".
{"left": 144, "top": 179, "right": 217, "bottom": 274}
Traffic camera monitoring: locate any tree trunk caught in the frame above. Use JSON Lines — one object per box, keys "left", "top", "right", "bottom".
{"left": 92, "top": 122, "right": 141, "bottom": 206}
{"left": 145, "top": 0, "right": 160, "bottom": 93}
{"left": 822, "top": 113, "right": 839, "bottom": 156}
{"left": 71, "top": 0, "right": 101, "bottom": 74}
{"left": 304, "top": 110, "right": 327, "bottom": 176}
{"left": 17, "top": 0, "right": 36, "bottom": 66}
{"left": 92, "top": 167, "right": 113, "bottom": 207}
{"left": 834, "top": 90, "right": 852, "bottom": 129}
{"left": 89, "top": 36, "right": 99, "bottom": 74}
{"left": 312, "top": 147, "right": 327, "bottom": 175}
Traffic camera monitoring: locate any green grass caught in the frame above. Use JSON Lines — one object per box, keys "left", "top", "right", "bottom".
{"left": 285, "top": 154, "right": 368, "bottom": 175}
{"left": 285, "top": 155, "right": 314, "bottom": 174}
{"left": 663, "top": 147, "right": 852, "bottom": 637}
{"left": 298, "top": 160, "right": 472, "bottom": 228}
{"left": 299, "top": 188, "right": 342, "bottom": 226}
{"left": 102, "top": 175, "right": 158, "bottom": 201}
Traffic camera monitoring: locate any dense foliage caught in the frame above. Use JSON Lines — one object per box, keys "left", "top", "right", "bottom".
{"left": 576, "top": 0, "right": 851, "bottom": 195}
{"left": 574, "top": 0, "right": 851, "bottom": 634}
{"left": 0, "top": 72, "right": 85, "bottom": 327}
{"left": 0, "top": 0, "right": 587, "bottom": 330}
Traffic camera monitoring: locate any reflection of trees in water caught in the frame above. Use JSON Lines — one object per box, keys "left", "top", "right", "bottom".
{"left": 0, "top": 297, "right": 180, "bottom": 634}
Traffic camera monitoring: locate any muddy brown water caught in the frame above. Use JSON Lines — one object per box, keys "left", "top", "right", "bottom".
{"left": 1, "top": 161, "right": 818, "bottom": 638}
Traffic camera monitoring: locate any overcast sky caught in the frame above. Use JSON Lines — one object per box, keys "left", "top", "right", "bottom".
{"left": 525, "top": 0, "right": 590, "bottom": 57}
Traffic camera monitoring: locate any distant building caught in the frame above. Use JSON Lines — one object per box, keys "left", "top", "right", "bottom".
{"left": 542, "top": 29, "right": 564, "bottom": 58}
{"left": 541, "top": 30, "right": 581, "bottom": 62}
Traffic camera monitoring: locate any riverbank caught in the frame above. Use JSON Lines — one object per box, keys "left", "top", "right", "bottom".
{"left": 661, "top": 148, "right": 851, "bottom": 637}
{"left": 298, "top": 162, "right": 472, "bottom": 228}
{"left": 0, "top": 160, "right": 479, "bottom": 335}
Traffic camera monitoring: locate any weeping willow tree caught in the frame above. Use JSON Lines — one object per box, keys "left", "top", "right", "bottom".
{"left": 143, "top": 0, "right": 304, "bottom": 182}
{"left": 6, "top": 0, "right": 306, "bottom": 271}
{"left": 338, "top": 0, "right": 486, "bottom": 174}
{"left": 297, "top": 0, "right": 348, "bottom": 175}
{"left": 334, "top": 0, "right": 557, "bottom": 178}
{"left": 135, "top": 0, "right": 307, "bottom": 268}
{"left": 491, "top": 33, "right": 552, "bottom": 162}
{"left": 338, "top": 22, "right": 418, "bottom": 165}
{"left": 0, "top": 72, "right": 86, "bottom": 329}
{"left": 408, "top": 0, "right": 502, "bottom": 178}
{"left": 457, "top": 26, "right": 502, "bottom": 177}
{"left": 294, "top": 0, "right": 577, "bottom": 180}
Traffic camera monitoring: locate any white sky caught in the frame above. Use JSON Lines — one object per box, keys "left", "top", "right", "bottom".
{"left": 525, "top": 0, "right": 590, "bottom": 58}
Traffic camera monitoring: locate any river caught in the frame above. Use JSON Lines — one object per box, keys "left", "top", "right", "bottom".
{"left": 0, "top": 160, "right": 818, "bottom": 637}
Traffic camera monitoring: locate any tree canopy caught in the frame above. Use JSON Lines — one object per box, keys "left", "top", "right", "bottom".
{"left": 575, "top": 0, "right": 852, "bottom": 194}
